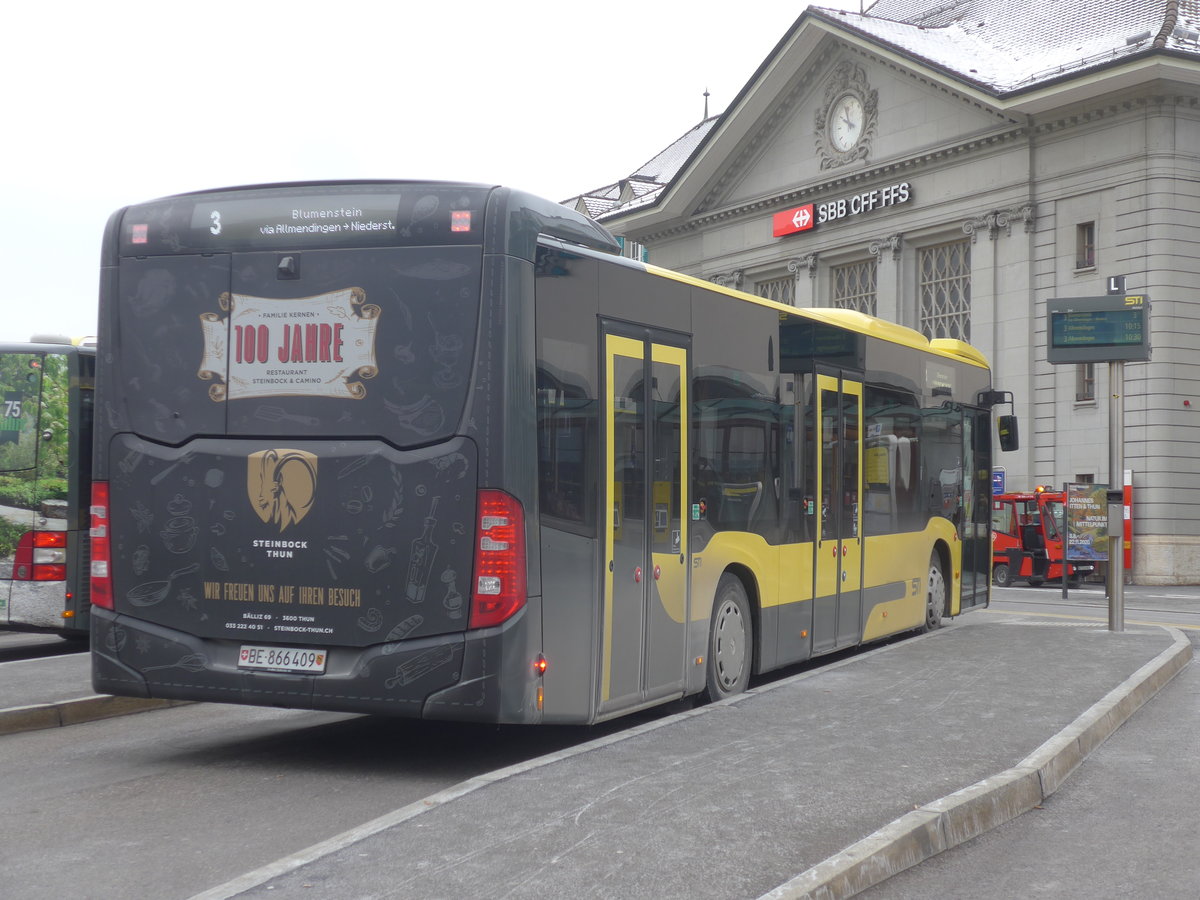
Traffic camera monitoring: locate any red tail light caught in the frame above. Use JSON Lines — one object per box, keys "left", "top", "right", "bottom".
{"left": 469, "top": 490, "right": 527, "bottom": 629}
{"left": 90, "top": 481, "right": 114, "bottom": 610}
{"left": 13, "top": 530, "right": 68, "bottom": 581}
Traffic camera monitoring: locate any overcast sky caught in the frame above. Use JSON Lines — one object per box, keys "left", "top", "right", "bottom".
{"left": 3, "top": 2, "right": 863, "bottom": 343}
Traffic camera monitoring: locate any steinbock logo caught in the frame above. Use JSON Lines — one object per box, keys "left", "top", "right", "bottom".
{"left": 248, "top": 449, "right": 318, "bottom": 532}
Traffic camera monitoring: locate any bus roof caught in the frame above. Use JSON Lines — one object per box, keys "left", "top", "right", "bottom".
{"left": 643, "top": 262, "right": 990, "bottom": 369}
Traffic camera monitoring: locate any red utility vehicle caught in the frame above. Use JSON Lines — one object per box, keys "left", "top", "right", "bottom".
{"left": 991, "top": 489, "right": 1096, "bottom": 587}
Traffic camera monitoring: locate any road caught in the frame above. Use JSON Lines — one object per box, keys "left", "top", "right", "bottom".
{"left": 0, "top": 629, "right": 81, "bottom": 663}
{"left": 990, "top": 582, "right": 1200, "bottom": 631}
{"left": 1, "top": 582, "right": 1193, "bottom": 899}
{"left": 0, "top": 639, "right": 676, "bottom": 900}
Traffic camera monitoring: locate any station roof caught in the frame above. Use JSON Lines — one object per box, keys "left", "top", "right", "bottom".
{"left": 566, "top": 0, "right": 1200, "bottom": 224}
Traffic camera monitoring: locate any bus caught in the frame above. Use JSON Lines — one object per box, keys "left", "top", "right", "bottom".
{"left": 90, "top": 181, "right": 1008, "bottom": 724}
{"left": 1, "top": 338, "right": 95, "bottom": 640}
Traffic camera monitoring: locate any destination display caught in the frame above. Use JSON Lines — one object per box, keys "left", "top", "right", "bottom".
{"left": 119, "top": 184, "right": 490, "bottom": 254}
{"left": 1047, "top": 295, "right": 1151, "bottom": 363}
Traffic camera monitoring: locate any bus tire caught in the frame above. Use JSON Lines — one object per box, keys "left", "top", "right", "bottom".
{"left": 924, "top": 553, "right": 946, "bottom": 632}
{"left": 992, "top": 561, "right": 1012, "bottom": 588}
{"left": 705, "top": 573, "right": 753, "bottom": 702}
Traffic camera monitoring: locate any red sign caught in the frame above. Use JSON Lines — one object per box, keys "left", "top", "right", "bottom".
{"left": 773, "top": 204, "right": 814, "bottom": 237}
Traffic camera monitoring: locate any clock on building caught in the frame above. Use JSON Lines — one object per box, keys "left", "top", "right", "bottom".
{"left": 829, "top": 93, "right": 865, "bottom": 152}
{"left": 815, "top": 61, "right": 877, "bottom": 168}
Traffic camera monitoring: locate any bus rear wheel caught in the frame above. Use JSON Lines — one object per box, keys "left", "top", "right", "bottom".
{"left": 705, "top": 574, "right": 753, "bottom": 702}
{"left": 924, "top": 553, "right": 945, "bottom": 632}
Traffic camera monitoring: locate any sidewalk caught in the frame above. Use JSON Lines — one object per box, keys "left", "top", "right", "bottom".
{"left": 185, "top": 613, "right": 1191, "bottom": 900}
{"left": 0, "top": 648, "right": 183, "bottom": 734}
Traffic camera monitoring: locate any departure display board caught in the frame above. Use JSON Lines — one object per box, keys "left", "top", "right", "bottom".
{"left": 1047, "top": 295, "right": 1150, "bottom": 363}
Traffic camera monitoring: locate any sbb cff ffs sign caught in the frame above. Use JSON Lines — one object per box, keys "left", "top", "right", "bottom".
{"left": 773, "top": 204, "right": 814, "bottom": 237}
{"left": 773, "top": 182, "right": 912, "bottom": 237}
{"left": 1047, "top": 295, "right": 1151, "bottom": 364}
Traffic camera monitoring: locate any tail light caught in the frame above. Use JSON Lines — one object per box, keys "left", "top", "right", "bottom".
{"left": 469, "top": 489, "right": 527, "bottom": 629}
{"left": 13, "top": 530, "right": 67, "bottom": 581}
{"left": 89, "top": 481, "right": 113, "bottom": 610}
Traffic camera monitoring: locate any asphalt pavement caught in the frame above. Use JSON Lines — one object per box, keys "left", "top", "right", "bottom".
{"left": 1, "top": 610, "right": 1192, "bottom": 899}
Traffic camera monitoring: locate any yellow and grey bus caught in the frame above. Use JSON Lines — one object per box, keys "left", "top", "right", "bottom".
{"left": 90, "top": 181, "right": 1003, "bottom": 723}
{"left": 1, "top": 338, "right": 95, "bottom": 640}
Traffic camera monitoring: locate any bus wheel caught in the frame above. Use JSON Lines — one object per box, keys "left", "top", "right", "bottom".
{"left": 992, "top": 562, "right": 1012, "bottom": 587}
{"left": 924, "top": 554, "right": 946, "bottom": 632}
{"left": 706, "top": 574, "right": 753, "bottom": 702}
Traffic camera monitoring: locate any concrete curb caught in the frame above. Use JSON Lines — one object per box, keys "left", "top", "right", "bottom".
{"left": 760, "top": 626, "right": 1193, "bottom": 900}
{"left": 0, "top": 694, "right": 190, "bottom": 736}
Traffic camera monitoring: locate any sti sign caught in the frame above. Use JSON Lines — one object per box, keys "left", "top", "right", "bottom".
{"left": 772, "top": 182, "right": 912, "bottom": 237}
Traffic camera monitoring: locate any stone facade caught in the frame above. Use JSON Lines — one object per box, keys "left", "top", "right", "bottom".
{"left": 579, "top": 4, "right": 1200, "bottom": 583}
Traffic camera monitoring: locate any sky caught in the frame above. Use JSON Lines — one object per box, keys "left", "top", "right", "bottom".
{"left": 2, "top": 1, "right": 864, "bottom": 343}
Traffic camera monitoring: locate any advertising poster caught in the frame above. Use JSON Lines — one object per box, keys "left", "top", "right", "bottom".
{"left": 1066, "top": 483, "right": 1109, "bottom": 562}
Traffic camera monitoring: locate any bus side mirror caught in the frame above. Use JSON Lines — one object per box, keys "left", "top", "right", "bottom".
{"left": 997, "top": 415, "right": 1019, "bottom": 452}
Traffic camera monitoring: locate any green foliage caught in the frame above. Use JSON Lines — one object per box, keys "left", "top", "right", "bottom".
{"left": 0, "top": 518, "right": 26, "bottom": 559}
{"left": 0, "top": 350, "right": 71, "bottom": 488}
{"left": 0, "top": 473, "right": 67, "bottom": 509}
{"left": 37, "top": 353, "right": 71, "bottom": 481}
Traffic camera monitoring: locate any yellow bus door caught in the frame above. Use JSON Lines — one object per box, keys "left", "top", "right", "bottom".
{"left": 813, "top": 373, "right": 863, "bottom": 653}
{"left": 600, "top": 331, "right": 689, "bottom": 714}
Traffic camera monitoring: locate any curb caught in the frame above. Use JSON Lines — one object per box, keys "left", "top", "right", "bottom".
{"left": 0, "top": 695, "right": 190, "bottom": 736}
{"left": 759, "top": 626, "right": 1194, "bottom": 899}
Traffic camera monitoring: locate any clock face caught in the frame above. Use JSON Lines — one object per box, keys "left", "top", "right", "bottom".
{"left": 830, "top": 94, "right": 865, "bottom": 152}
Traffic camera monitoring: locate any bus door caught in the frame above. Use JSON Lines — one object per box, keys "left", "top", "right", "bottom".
{"left": 960, "top": 409, "right": 991, "bottom": 610}
{"left": 600, "top": 329, "right": 689, "bottom": 714}
{"left": 813, "top": 372, "right": 863, "bottom": 653}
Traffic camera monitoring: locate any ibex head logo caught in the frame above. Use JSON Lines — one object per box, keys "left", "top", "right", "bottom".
{"left": 247, "top": 449, "right": 318, "bottom": 532}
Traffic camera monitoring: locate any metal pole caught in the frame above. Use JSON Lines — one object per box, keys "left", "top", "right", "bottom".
{"left": 1061, "top": 482, "right": 1068, "bottom": 602}
{"left": 1108, "top": 361, "right": 1125, "bottom": 632}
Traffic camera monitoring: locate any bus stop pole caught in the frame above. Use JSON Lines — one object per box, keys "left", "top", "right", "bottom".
{"left": 1061, "top": 483, "right": 1069, "bottom": 602}
{"left": 1108, "top": 361, "right": 1125, "bottom": 632}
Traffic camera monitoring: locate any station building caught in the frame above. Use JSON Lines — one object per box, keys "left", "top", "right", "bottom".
{"left": 567, "top": 0, "right": 1200, "bottom": 584}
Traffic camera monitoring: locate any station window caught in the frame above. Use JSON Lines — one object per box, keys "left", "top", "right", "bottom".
{"left": 832, "top": 259, "right": 877, "bottom": 315}
{"left": 1075, "top": 222, "right": 1096, "bottom": 269}
{"left": 755, "top": 274, "right": 795, "bottom": 306}
{"left": 918, "top": 239, "right": 971, "bottom": 341}
{"left": 1076, "top": 362, "right": 1095, "bottom": 402}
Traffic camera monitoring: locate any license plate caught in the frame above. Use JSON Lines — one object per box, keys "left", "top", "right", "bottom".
{"left": 238, "top": 644, "right": 327, "bottom": 674}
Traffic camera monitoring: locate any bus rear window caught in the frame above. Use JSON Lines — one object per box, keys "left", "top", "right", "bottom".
{"left": 112, "top": 245, "right": 483, "bottom": 447}
{"left": 0, "top": 353, "right": 43, "bottom": 472}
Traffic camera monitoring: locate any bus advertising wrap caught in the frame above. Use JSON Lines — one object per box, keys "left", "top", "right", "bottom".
{"left": 198, "top": 288, "right": 381, "bottom": 402}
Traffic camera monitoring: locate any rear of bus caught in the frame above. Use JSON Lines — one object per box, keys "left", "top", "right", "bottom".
{"left": 0, "top": 341, "right": 93, "bottom": 638}
{"left": 90, "top": 182, "right": 616, "bottom": 722}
